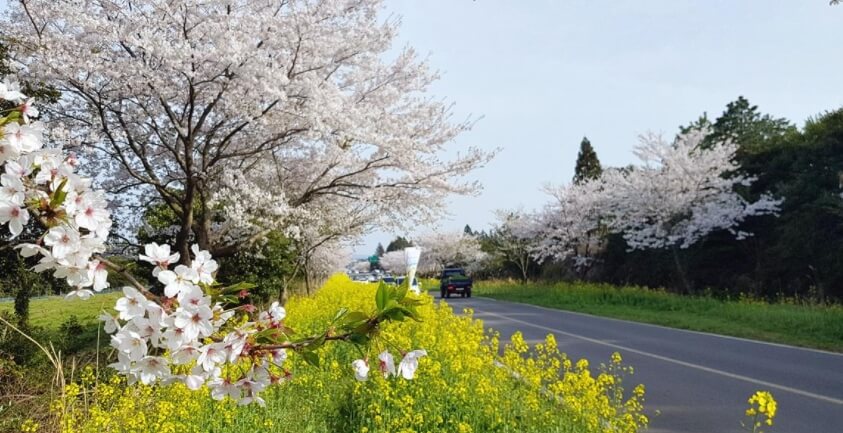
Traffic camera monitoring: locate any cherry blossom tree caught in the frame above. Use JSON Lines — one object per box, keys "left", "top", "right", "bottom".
{"left": 532, "top": 178, "right": 611, "bottom": 269}
{"left": 601, "top": 129, "right": 780, "bottom": 251}
{"left": 378, "top": 250, "right": 407, "bottom": 274}
{"left": 4, "top": 0, "right": 492, "bottom": 261}
{"left": 537, "top": 128, "right": 780, "bottom": 288}
{"left": 487, "top": 209, "right": 539, "bottom": 283}
{"left": 0, "top": 83, "right": 426, "bottom": 405}
{"left": 415, "top": 231, "right": 485, "bottom": 275}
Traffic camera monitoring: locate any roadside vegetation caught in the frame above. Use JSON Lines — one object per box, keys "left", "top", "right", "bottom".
{"left": 476, "top": 280, "right": 843, "bottom": 352}
{"left": 10, "top": 276, "right": 648, "bottom": 433}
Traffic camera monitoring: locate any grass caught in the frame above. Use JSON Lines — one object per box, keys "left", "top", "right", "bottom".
{"left": 475, "top": 280, "right": 843, "bottom": 352}
{"left": 0, "top": 291, "right": 121, "bottom": 331}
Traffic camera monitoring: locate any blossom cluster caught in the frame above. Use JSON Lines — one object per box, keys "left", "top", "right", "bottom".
{"left": 101, "top": 243, "right": 291, "bottom": 406}
{"left": 351, "top": 349, "right": 428, "bottom": 381}
{"left": 1, "top": 77, "right": 112, "bottom": 299}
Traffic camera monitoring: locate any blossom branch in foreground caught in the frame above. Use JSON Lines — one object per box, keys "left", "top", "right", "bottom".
{"left": 0, "top": 80, "right": 427, "bottom": 405}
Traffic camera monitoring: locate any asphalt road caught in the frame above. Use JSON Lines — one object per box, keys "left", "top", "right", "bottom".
{"left": 442, "top": 296, "right": 843, "bottom": 433}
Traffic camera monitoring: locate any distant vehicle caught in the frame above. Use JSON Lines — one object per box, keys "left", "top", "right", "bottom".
{"left": 351, "top": 273, "right": 376, "bottom": 283}
{"left": 395, "top": 276, "right": 421, "bottom": 292}
{"left": 381, "top": 276, "right": 396, "bottom": 285}
{"left": 439, "top": 268, "right": 472, "bottom": 298}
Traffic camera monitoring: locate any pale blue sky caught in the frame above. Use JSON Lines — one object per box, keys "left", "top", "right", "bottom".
{"left": 3, "top": 1, "right": 842, "bottom": 257}
{"left": 364, "top": 0, "right": 843, "bottom": 257}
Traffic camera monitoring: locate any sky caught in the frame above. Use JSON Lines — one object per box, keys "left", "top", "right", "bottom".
{"left": 356, "top": 0, "right": 843, "bottom": 258}
{"left": 2, "top": 0, "right": 841, "bottom": 258}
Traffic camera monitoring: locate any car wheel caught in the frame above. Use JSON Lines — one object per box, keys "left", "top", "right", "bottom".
{"left": 440, "top": 290, "right": 446, "bottom": 299}
{"left": 466, "top": 290, "right": 472, "bottom": 298}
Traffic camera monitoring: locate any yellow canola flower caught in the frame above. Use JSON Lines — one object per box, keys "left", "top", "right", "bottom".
{"left": 58, "top": 274, "right": 649, "bottom": 433}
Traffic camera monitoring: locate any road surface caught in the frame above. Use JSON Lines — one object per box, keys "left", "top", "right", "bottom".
{"left": 442, "top": 296, "right": 843, "bottom": 433}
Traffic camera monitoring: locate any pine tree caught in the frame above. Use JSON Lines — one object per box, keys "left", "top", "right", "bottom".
{"left": 463, "top": 224, "right": 474, "bottom": 236}
{"left": 375, "top": 243, "right": 385, "bottom": 257}
{"left": 573, "top": 137, "right": 602, "bottom": 184}
{"left": 386, "top": 236, "right": 413, "bottom": 252}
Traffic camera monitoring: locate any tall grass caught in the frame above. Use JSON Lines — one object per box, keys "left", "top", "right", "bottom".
{"left": 476, "top": 280, "right": 843, "bottom": 352}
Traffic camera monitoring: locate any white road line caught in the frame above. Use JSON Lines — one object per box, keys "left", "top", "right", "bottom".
{"left": 476, "top": 309, "right": 843, "bottom": 406}
{"left": 474, "top": 296, "right": 843, "bottom": 357}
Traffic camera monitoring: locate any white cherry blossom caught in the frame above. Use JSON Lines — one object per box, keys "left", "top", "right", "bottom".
{"left": 139, "top": 243, "right": 181, "bottom": 276}
{"left": 3, "top": 122, "right": 44, "bottom": 153}
{"left": 378, "top": 351, "right": 396, "bottom": 378}
{"left": 158, "top": 265, "right": 199, "bottom": 298}
{"left": 0, "top": 174, "right": 25, "bottom": 204}
{"left": 352, "top": 359, "right": 370, "bottom": 382}
{"left": 114, "top": 287, "right": 149, "bottom": 321}
{"left": 190, "top": 244, "right": 218, "bottom": 284}
{"left": 0, "top": 201, "right": 28, "bottom": 237}
{"left": 112, "top": 329, "right": 148, "bottom": 361}
{"left": 136, "top": 356, "right": 169, "bottom": 385}
{"left": 398, "top": 350, "right": 427, "bottom": 380}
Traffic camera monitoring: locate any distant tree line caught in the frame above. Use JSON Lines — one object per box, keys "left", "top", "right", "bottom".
{"left": 478, "top": 98, "right": 843, "bottom": 300}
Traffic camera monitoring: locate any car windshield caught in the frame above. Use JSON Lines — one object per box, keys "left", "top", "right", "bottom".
{"left": 442, "top": 269, "right": 466, "bottom": 277}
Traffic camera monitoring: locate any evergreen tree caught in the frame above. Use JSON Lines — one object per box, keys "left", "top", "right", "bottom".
{"left": 375, "top": 243, "right": 385, "bottom": 257}
{"left": 682, "top": 96, "right": 795, "bottom": 154}
{"left": 386, "top": 236, "right": 413, "bottom": 252}
{"left": 573, "top": 137, "right": 603, "bottom": 184}
{"left": 463, "top": 224, "right": 474, "bottom": 236}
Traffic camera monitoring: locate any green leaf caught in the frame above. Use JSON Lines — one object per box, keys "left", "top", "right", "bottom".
{"left": 375, "top": 282, "right": 388, "bottom": 311}
{"left": 395, "top": 282, "right": 408, "bottom": 302}
{"left": 219, "top": 282, "right": 257, "bottom": 294}
{"left": 331, "top": 307, "right": 349, "bottom": 324}
{"left": 49, "top": 178, "right": 70, "bottom": 208}
{"left": 340, "top": 311, "right": 369, "bottom": 328}
{"left": 349, "top": 333, "right": 370, "bottom": 345}
{"left": 300, "top": 351, "right": 320, "bottom": 367}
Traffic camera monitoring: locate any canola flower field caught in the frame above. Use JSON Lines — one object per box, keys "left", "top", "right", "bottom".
{"left": 53, "top": 275, "right": 647, "bottom": 433}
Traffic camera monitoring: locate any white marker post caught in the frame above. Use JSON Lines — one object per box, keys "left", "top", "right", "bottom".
{"left": 404, "top": 247, "right": 422, "bottom": 294}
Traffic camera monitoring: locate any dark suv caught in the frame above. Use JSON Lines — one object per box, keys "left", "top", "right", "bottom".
{"left": 439, "top": 268, "right": 473, "bottom": 298}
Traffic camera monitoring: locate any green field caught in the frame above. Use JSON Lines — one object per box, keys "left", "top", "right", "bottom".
{"left": 475, "top": 280, "right": 843, "bottom": 352}
{"left": 0, "top": 291, "right": 121, "bottom": 331}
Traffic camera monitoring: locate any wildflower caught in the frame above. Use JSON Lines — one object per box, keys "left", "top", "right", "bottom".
{"left": 398, "top": 349, "right": 427, "bottom": 379}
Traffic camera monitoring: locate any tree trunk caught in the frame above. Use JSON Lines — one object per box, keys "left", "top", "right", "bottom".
{"left": 303, "top": 255, "right": 312, "bottom": 295}
{"left": 671, "top": 245, "right": 692, "bottom": 294}
{"left": 175, "top": 184, "right": 195, "bottom": 265}
{"left": 519, "top": 253, "right": 529, "bottom": 284}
